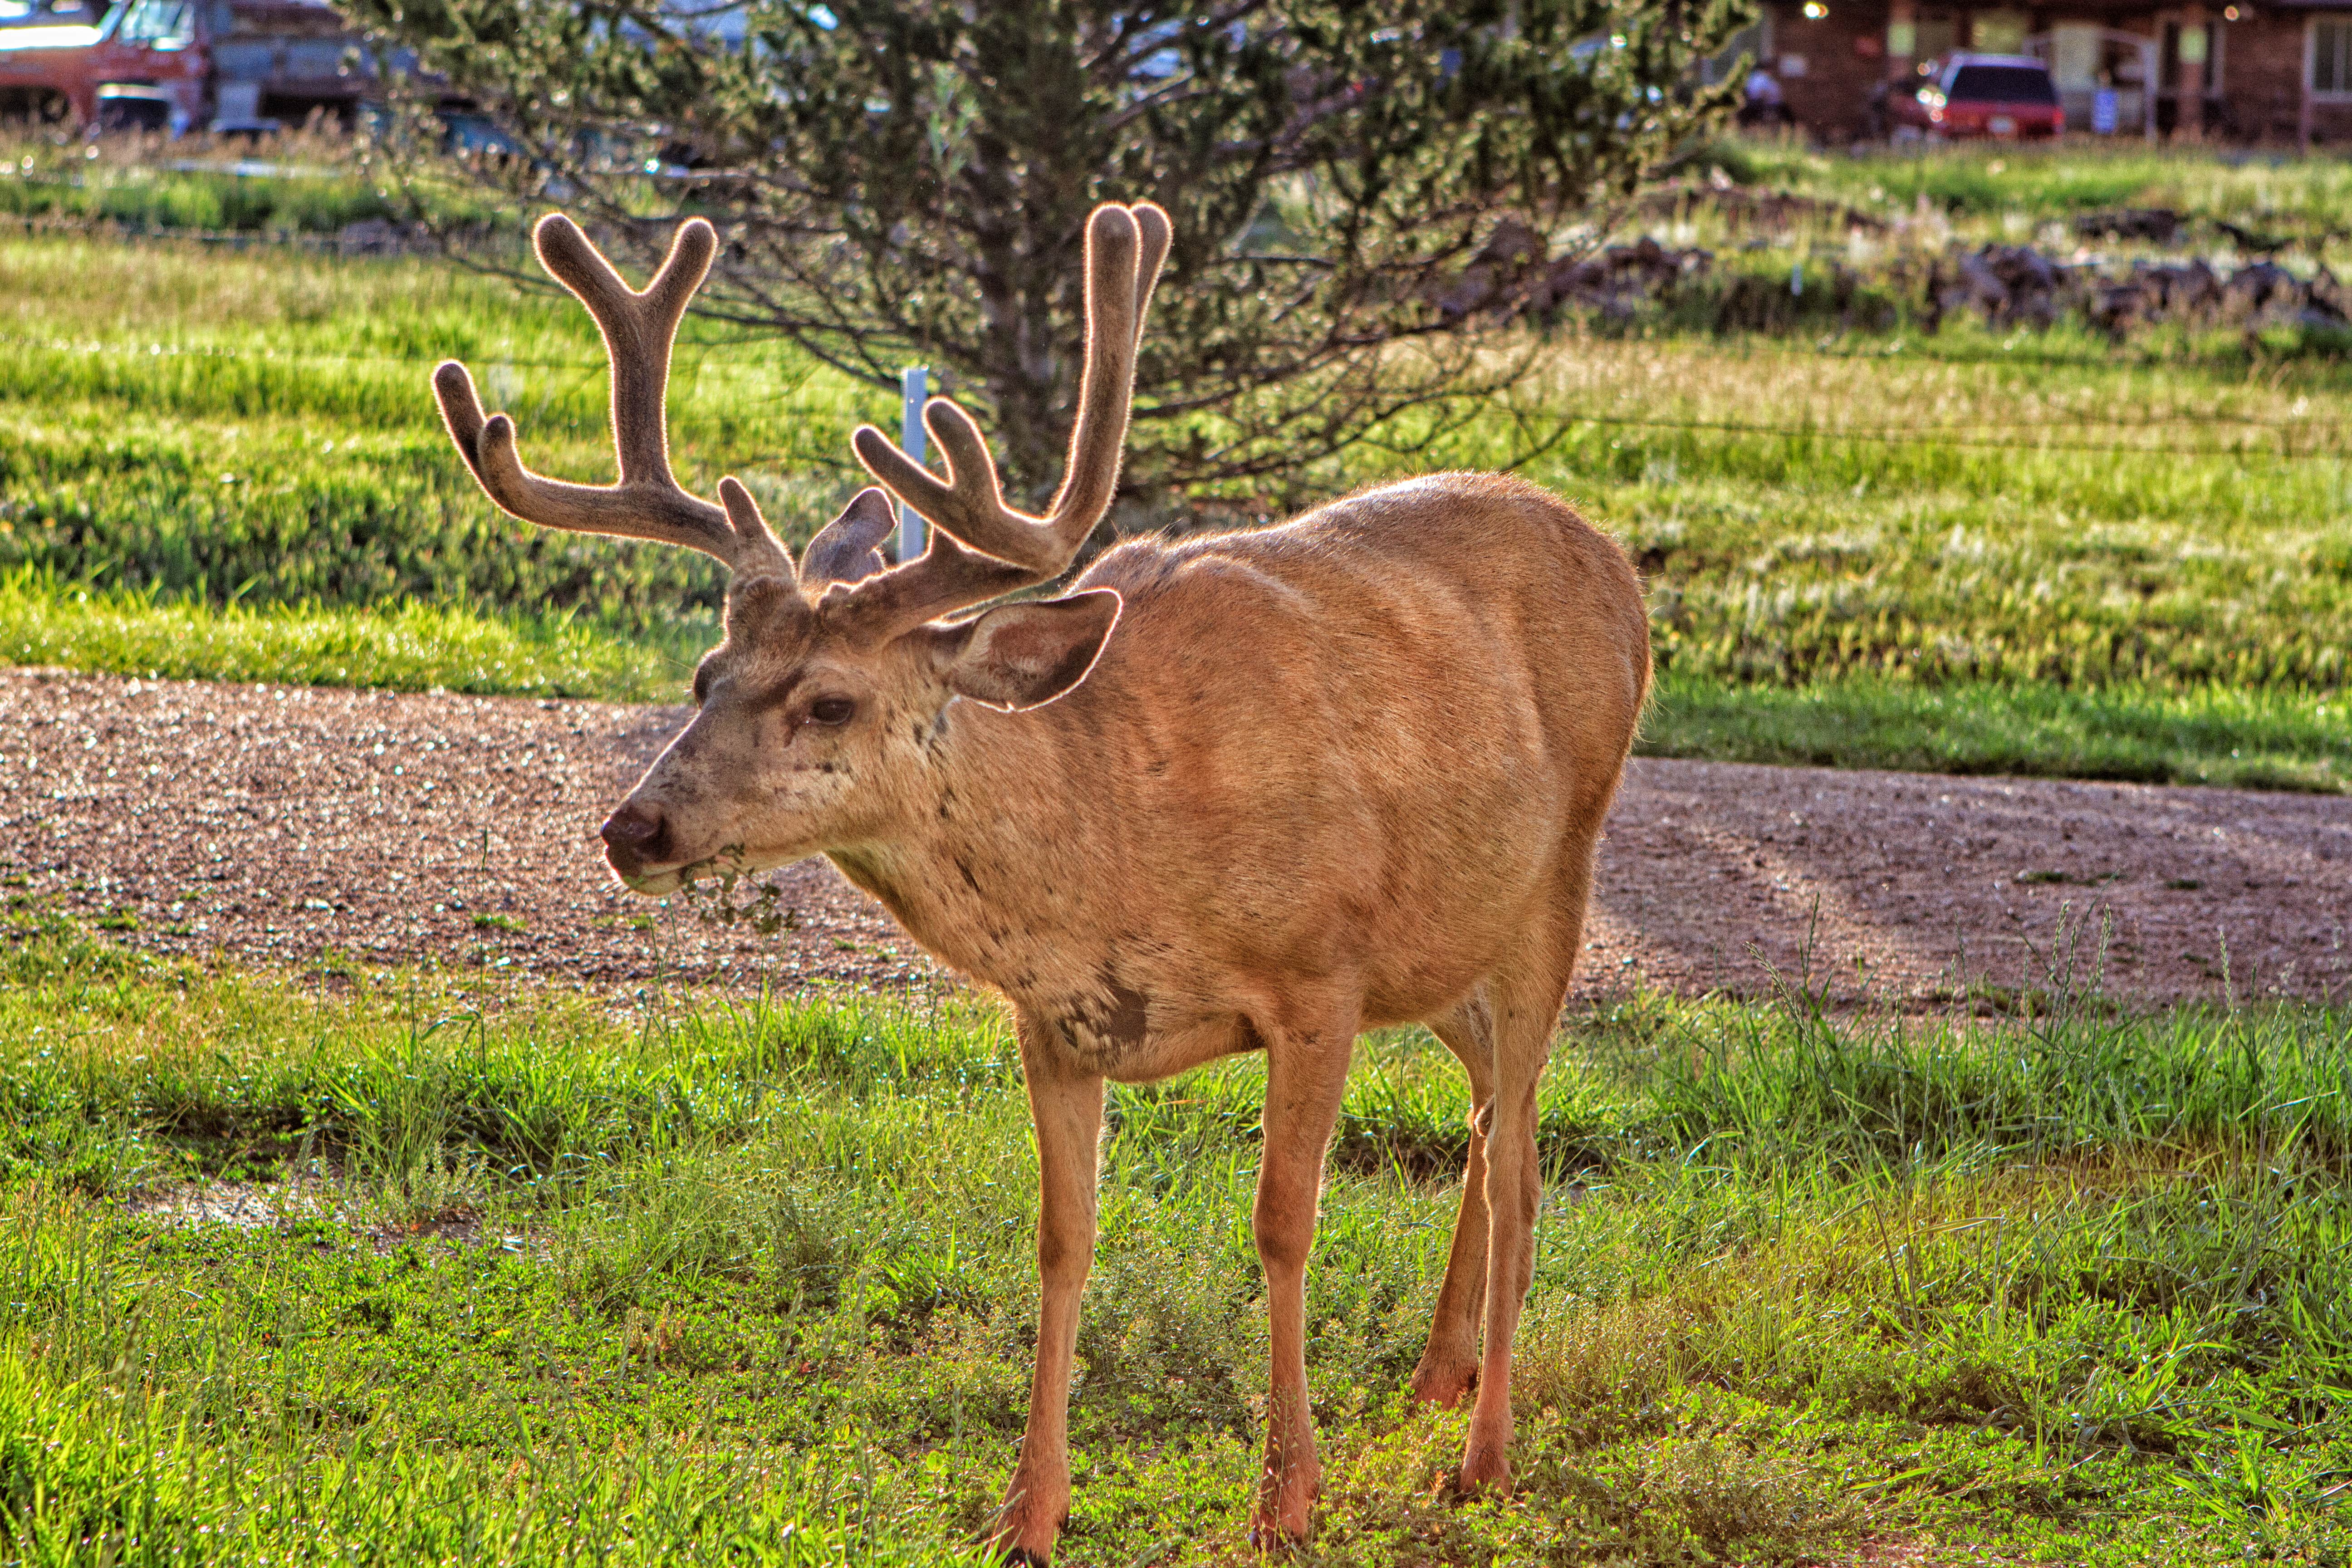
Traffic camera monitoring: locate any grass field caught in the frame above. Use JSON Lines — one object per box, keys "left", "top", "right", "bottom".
{"left": 0, "top": 143, "right": 2346, "bottom": 789}
{"left": 1709, "top": 137, "right": 2352, "bottom": 236}
{"left": 0, "top": 921, "right": 2346, "bottom": 1565}
{"left": 3, "top": 142, "right": 2350, "bottom": 1564}
{"left": 0, "top": 133, "right": 401, "bottom": 236}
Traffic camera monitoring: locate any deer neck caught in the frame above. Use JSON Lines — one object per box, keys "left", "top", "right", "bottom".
{"left": 823, "top": 698, "right": 1107, "bottom": 995}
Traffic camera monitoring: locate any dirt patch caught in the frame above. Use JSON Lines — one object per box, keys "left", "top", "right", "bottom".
{"left": 127, "top": 1177, "right": 522, "bottom": 1254}
{"left": 130, "top": 1179, "right": 333, "bottom": 1230}
{"left": 0, "top": 668, "right": 926, "bottom": 990}
{"left": 7, "top": 669, "right": 2347, "bottom": 1006}
{"left": 1591, "top": 759, "right": 2350, "bottom": 1005}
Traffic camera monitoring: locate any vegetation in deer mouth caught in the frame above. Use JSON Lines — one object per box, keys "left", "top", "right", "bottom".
{"left": 0, "top": 931, "right": 2344, "bottom": 1563}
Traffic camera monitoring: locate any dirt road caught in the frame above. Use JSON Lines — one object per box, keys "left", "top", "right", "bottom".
{"left": 7, "top": 669, "right": 2346, "bottom": 1005}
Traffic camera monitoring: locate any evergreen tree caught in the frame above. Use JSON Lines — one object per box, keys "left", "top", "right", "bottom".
{"left": 354, "top": 0, "right": 1745, "bottom": 516}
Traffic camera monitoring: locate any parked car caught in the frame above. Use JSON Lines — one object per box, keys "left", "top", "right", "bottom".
{"left": 0, "top": 0, "right": 369, "bottom": 133}
{"left": 1888, "top": 53, "right": 2064, "bottom": 140}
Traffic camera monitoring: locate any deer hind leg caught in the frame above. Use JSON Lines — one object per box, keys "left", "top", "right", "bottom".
{"left": 1409, "top": 988, "right": 1498, "bottom": 1411}
{"left": 991, "top": 1015, "right": 1104, "bottom": 1567}
{"left": 1248, "top": 1004, "right": 1357, "bottom": 1547}
{"left": 1459, "top": 877, "right": 1588, "bottom": 1496}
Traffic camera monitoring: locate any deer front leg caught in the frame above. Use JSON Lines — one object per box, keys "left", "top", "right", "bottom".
{"left": 992, "top": 1023, "right": 1103, "bottom": 1567}
{"left": 1249, "top": 1016, "right": 1354, "bottom": 1547}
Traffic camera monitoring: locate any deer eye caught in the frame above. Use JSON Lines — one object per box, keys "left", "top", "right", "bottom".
{"left": 808, "top": 696, "right": 856, "bottom": 726}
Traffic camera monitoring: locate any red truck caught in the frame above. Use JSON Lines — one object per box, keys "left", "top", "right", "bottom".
{"left": 0, "top": 0, "right": 369, "bottom": 134}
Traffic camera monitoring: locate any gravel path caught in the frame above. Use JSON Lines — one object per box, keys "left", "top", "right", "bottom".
{"left": 8, "top": 669, "right": 2347, "bottom": 1006}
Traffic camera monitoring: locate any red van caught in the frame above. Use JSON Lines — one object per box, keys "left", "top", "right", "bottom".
{"left": 1891, "top": 54, "right": 2065, "bottom": 140}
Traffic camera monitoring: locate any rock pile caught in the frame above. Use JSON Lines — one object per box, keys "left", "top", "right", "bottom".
{"left": 1425, "top": 214, "right": 2351, "bottom": 343}
{"left": 1427, "top": 220, "right": 1710, "bottom": 323}
{"left": 1925, "top": 244, "right": 2351, "bottom": 337}
{"left": 1640, "top": 179, "right": 1889, "bottom": 236}
{"left": 2071, "top": 207, "right": 2185, "bottom": 245}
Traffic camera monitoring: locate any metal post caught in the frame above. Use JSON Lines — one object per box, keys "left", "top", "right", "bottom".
{"left": 896, "top": 366, "right": 928, "bottom": 564}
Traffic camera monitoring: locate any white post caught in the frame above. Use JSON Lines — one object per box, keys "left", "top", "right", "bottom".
{"left": 896, "top": 365, "right": 928, "bottom": 564}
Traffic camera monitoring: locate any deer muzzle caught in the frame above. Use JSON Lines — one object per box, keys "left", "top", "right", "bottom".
{"left": 598, "top": 800, "right": 674, "bottom": 887}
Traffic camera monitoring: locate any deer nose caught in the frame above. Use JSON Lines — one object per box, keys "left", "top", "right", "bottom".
{"left": 599, "top": 801, "right": 666, "bottom": 856}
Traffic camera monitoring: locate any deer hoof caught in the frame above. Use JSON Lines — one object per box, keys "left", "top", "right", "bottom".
{"left": 1408, "top": 1362, "right": 1478, "bottom": 1410}
{"left": 988, "top": 1487, "right": 1065, "bottom": 1566}
{"left": 1453, "top": 1442, "right": 1512, "bottom": 1499}
{"left": 1248, "top": 1468, "right": 1320, "bottom": 1549}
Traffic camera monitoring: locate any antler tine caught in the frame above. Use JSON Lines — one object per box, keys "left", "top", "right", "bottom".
{"left": 431, "top": 214, "right": 791, "bottom": 578}
{"left": 847, "top": 201, "right": 1170, "bottom": 602}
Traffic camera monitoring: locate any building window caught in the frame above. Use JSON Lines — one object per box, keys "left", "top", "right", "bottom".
{"left": 2315, "top": 17, "right": 2352, "bottom": 98}
{"left": 2317, "top": 18, "right": 2352, "bottom": 95}
{"left": 1971, "top": 8, "right": 2029, "bottom": 54}
{"left": 2163, "top": 20, "right": 2224, "bottom": 93}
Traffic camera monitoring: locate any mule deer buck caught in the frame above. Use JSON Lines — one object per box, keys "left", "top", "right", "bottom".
{"left": 431, "top": 202, "right": 1649, "bottom": 1558}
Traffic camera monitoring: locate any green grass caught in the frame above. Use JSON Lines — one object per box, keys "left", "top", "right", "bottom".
{"left": 1, "top": 147, "right": 2349, "bottom": 789}
{"left": 1710, "top": 137, "right": 2352, "bottom": 237}
{"left": 0, "top": 228, "right": 875, "bottom": 631}
{"left": 0, "top": 571, "right": 696, "bottom": 700}
{"left": 0, "top": 139, "right": 389, "bottom": 236}
{"left": 1504, "top": 332, "right": 2352, "bottom": 690}
{"left": 0, "top": 920, "right": 2346, "bottom": 1564}
{"left": 0, "top": 129, "right": 507, "bottom": 237}
{"left": 1647, "top": 672, "right": 2350, "bottom": 791}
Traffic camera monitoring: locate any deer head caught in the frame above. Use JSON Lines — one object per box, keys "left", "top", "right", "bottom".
{"left": 432, "top": 202, "right": 1170, "bottom": 892}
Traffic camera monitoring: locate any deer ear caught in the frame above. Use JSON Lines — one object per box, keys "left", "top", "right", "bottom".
{"left": 798, "top": 487, "right": 895, "bottom": 588}
{"left": 932, "top": 590, "right": 1121, "bottom": 712}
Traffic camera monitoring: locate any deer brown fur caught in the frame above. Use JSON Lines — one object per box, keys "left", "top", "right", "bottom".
{"left": 431, "top": 203, "right": 1650, "bottom": 1560}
